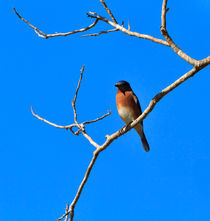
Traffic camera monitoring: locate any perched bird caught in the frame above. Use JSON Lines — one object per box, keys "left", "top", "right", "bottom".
{"left": 115, "top": 80, "right": 150, "bottom": 152}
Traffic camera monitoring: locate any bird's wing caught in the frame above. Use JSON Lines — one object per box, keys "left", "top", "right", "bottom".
{"left": 133, "top": 92, "right": 143, "bottom": 126}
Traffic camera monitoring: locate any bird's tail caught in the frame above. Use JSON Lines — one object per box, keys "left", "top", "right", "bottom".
{"left": 140, "top": 131, "right": 150, "bottom": 152}
{"left": 135, "top": 125, "right": 150, "bottom": 152}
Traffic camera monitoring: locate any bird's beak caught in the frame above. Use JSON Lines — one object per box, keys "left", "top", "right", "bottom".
{"left": 115, "top": 83, "right": 118, "bottom": 87}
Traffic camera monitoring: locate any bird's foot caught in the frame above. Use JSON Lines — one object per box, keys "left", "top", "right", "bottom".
{"left": 120, "top": 122, "right": 132, "bottom": 134}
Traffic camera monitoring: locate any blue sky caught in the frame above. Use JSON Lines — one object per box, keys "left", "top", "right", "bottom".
{"left": 1, "top": 0, "right": 210, "bottom": 221}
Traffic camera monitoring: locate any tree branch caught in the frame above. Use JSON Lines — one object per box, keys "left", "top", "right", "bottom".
{"left": 14, "top": 6, "right": 169, "bottom": 46}
{"left": 58, "top": 148, "right": 101, "bottom": 221}
{"left": 57, "top": 57, "right": 209, "bottom": 221}
{"left": 160, "top": 0, "right": 198, "bottom": 66}
{"left": 31, "top": 105, "right": 111, "bottom": 136}
{"left": 13, "top": 8, "right": 99, "bottom": 39}
{"left": 31, "top": 106, "right": 77, "bottom": 130}
{"left": 82, "top": 28, "right": 119, "bottom": 37}
{"left": 64, "top": 204, "right": 69, "bottom": 221}
{"left": 99, "top": 0, "right": 118, "bottom": 23}
{"left": 31, "top": 65, "right": 111, "bottom": 144}
{"left": 72, "top": 65, "right": 85, "bottom": 126}
{"left": 87, "top": 12, "right": 170, "bottom": 46}
{"left": 101, "top": 63, "right": 209, "bottom": 149}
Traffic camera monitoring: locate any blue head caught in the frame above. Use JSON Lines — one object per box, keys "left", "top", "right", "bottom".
{"left": 115, "top": 80, "right": 132, "bottom": 92}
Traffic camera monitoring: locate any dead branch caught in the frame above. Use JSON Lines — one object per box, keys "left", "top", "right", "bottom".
{"left": 13, "top": 5, "right": 169, "bottom": 46}
{"left": 58, "top": 148, "right": 101, "bottom": 221}
{"left": 56, "top": 60, "right": 210, "bottom": 221}
{"left": 31, "top": 105, "right": 110, "bottom": 136}
{"left": 31, "top": 66, "right": 111, "bottom": 140}
{"left": 13, "top": 8, "right": 99, "bottom": 39}
{"left": 87, "top": 12, "right": 170, "bottom": 46}
{"left": 31, "top": 106, "right": 77, "bottom": 130}
{"left": 64, "top": 204, "right": 69, "bottom": 221}
{"left": 99, "top": 0, "right": 118, "bottom": 23}
{"left": 160, "top": 0, "right": 198, "bottom": 65}
{"left": 82, "top": 28, "right": 118, "bottom": 37}
{"left": 72, "top": 65, "right": 85, "bottom": 126}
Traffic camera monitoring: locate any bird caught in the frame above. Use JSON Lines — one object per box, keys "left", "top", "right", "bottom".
{"left": 115, "top": 80, "right": 150, "bottom": 152}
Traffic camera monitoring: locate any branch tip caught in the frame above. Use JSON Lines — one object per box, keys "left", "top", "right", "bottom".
{"left": 99, "top": 0, "right": 118, "bottom": 23}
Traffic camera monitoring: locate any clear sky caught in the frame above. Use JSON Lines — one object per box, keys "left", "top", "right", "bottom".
{"left": 1, "top": 0, "right": 210, "bottom": 221}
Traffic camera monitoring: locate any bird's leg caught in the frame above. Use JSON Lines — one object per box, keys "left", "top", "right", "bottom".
{"left": 120, "top": 122, "right": 132, "bottom": 134}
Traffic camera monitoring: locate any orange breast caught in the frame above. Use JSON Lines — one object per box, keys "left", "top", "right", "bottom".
{"left": 116, "top": 90, "right": 141, "bottom": 120}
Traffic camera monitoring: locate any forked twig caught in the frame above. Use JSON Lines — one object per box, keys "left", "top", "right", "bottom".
{"left": 87, "top": 12, "right": 170, "bottom": 46}
{"left": 31, "top": 106, "right": 110, "bottom": 135}
{"left": 31, "top": 106, "right": 77, "bottom": 129}
{"left": 13, "top": 8, "right": 99, "bottom": 39}
{"left": 31, "top": 65, "right": 111, "bottom": 140}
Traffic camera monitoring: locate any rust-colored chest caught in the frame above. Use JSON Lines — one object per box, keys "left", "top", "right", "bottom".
{"left": 116, "top": 90, "right": 141, "bottom": 120}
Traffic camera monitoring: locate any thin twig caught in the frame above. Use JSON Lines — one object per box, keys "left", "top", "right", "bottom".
{"left": 72, "top": 65, "right": 85, "bottom": 125}
{"left": 32, "top": 106, "right": 110, "bottom": 130}
{"left": 14, "top": 8, "right": 99, "bottom": 39}
{"left": 64, "top": 204, "right": 69, "bottom": 221}
{"left": 13, "top": 7, "right": 47, "bottom": 38}
{"left": 31, "top": 106, "right": 77, "bottom": 129}
{"left": 82, "top": 28, "right": 118, "bottom": 37}
{"left": 99, "top": 0, "right": 118, "bottom": 23}
{"left": 83, "top": 111, "right": 111, "bottom": 124}
{"left": 73, "top": 66, "right": 85, "bottom": 105}
{"left": 87, "top": 12, "right": 170, "bottom": 46}
{"left": 160, "top": 0, "right": 198, "bottom": 66}
{"left": 71, "top": 65, "right": 101, "bottom": 149}
{"left": 58, "top": 148, "right": 101, "bottom": 221}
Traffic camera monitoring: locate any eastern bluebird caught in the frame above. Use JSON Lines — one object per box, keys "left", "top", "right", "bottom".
{"left": 115, "top": 81, "right": 150, "bottom": 152}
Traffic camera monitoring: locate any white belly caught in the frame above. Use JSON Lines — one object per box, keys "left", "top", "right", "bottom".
{"left": 118, "top": 106, "right": 135, "bottom": 125}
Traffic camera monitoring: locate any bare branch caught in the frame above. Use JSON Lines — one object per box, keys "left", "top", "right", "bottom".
{"left": 31, "top": 106, "right": 77, "bottom": 129}
{"left": 87, "top": 12, "right": 170, "bottom": 46}
{"left": 83, "top": 111, "right": 111, "bottom": 125}
{"left": 101, "top": 61, "right": 210, "bottom": 150}
{"left": 64, "top": 204, "right": 69, "bottom": 221}
{"left": 70, "top": 65, "right": 102, "bottom": 149}
{"left": 31, "top": 65, "right": 111, "bottom": 148}
{"left": 57, "top": 57, "right": 209, "bottom": 221}
{"left": 99, "top": 0, "right": 118, "bottom": 23}
{"left": 13, "top": 7, "right": 47, "bottom": 38}
{"left": 14, "top": 7, "right": 169, "bottom": 46}
{"left": 31, "top": 106, "right": 110, "bottom": 131}
{"left": 198, "top": 56, "right": 210, "bottom": 67}
{"left": 82, "top": 28, "right": 118, "bottom": 37}
{"left": 13, "top": 8, "right": 99, "bottom": 39}
{"left": 72, "top": 65, "right": 85, "bottom": 125}
{"left": 160, "top": 0, "right": 198, "bottom": 66}
{"left": 58, "top": 148, "right": 102, "bottom": 221}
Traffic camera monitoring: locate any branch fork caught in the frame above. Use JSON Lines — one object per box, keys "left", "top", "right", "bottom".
{"left": 31, "top": 65, "right": 111, "bottom": 148}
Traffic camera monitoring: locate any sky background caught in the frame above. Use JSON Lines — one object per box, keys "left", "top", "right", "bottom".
{"left": 1, "top": 0, "right": 210, "bottom": 221}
